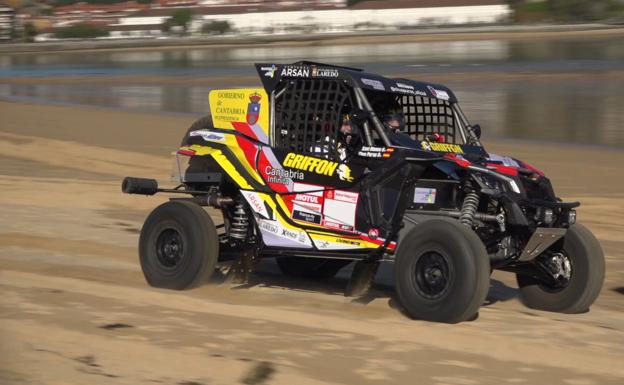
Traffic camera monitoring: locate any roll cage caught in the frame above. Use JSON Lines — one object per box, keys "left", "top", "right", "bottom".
{"left": 257, "top": 61, "right": 481, "bottom": 158}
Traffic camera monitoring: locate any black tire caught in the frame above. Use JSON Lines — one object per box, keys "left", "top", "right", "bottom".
{"left": 276, "top": 257, "right": 352, "bottom": 280}
{"left": 516, "top": 223, "right": 605, "bottom": 313}
{"left": 181, "top": 115, "right": 213, "bottom": 146}
{"left": 394, "top": 219, "right": 490, "bottom": 323}
{"left": 139, "top": 201, "right": 219, "bottom": 290}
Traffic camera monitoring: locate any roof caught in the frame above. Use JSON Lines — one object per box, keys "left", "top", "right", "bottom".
{"left": 130, "top": 3, "right": 344, "bottom": 17}
{"left": 255, "top": 61, "right": 457, "bottom": 103}
{"left": 349, "top": 0, "right": 504, "bottom": 9}
{"left": 54, "top": 1, "right": 149, "bottom": 14}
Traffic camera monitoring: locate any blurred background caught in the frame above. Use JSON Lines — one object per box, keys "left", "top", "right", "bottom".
{"left": 1, "top": 0, "right": 623, "bottom": 147}
{"left": 1, "top": 2, "right": 624, "bottom": 385}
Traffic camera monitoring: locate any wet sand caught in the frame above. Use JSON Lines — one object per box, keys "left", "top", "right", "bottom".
{"left": 1, "top": 99, "right": 623, "bottom": 384}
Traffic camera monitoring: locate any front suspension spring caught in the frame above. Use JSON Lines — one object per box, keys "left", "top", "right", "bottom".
{"left": 230, "top": 202, "right": 249, "bottom": 240}
{"left": 459, "top": 192, "right": 480, "bottom": 228}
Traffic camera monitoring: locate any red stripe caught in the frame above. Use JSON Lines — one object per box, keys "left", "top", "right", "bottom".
{"left": 486, "top": 163, "right": 518, "bottom": 177}
{"left": 231, "top": 121, "right": 257, "bottom": 141}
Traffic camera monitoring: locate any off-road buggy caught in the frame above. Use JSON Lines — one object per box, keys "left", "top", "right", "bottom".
{"left": 123, "top": 61, "right": 605, "bottom": 323}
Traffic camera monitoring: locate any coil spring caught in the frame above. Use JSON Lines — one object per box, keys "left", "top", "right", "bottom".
{"left": 459, "top": 192, "right": 479, "bottom": 227}
{"left": 230, "top": 202, "right": 249, "bottom": 239}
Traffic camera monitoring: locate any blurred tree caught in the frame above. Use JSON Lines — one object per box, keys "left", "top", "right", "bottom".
{"left": 508, "top": 0, "right": 624, "bottom": 22}
{"left": 54, "top": 23, "right": 109, "bottom": 38}
{"left": 162, "top": 8, "right": 193, "bottom": 35}
{"left": 23, "top": 22, "right": 37, "bottom": 42}
{"left": 201, "top": 20, "right": 232, "bottom": 35}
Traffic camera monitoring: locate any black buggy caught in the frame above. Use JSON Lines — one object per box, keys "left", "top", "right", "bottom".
{"left": 123, "top": 61, "right": 605, "bottom": 323}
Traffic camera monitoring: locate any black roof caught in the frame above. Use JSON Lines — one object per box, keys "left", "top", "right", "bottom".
{"left": 255, "top": 61, "right": 457, "bottom": 103}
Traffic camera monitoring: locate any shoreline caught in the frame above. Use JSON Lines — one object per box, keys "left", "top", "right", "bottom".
{"left": 2, "top": 23, "right": 624, "bottom": 55}
{"left": 2, "top": 96, "right": 623, "bottom": 155}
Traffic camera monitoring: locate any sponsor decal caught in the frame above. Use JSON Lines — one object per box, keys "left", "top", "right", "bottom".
{"left": 240, "top": 191, "right": 270, "bottom": 219}
{"left": 322, "top": 189, "right": 359, "bottom": 232}
{"left": 414, "top": 187, "right": 437, "bottom": 204}
{"left": 209, "top": 88, "right": 269, "bottom": 131}
{"left": 283, "top": 154, "right": 336, "bottom": 176}
{"left": 421, "top": 141, "right": 464, "bottom": 154}
{"left": 337, "top": 164, "right": 353, "bottom": 182}
{"left": 335, "top": 238, "right": 360, "bottom": 246}
{"left": 258, "top": 219, "right": 279, "bottom": 234}
{"left": 189, "top": 130, "right": 226, "bottom": 142}
{"left": 311, "top": 65, "right": 339, "bottom": 78}
{"left": 291, "top": 182, "right": 324, "bottom": 225}
{"left": 280, "top": 65, "right": 310, "bottom": 78}
{"left": 257, "top": 219, "right": 312, "bottom": 247}
{"left": 293, "top": 209, "right": 322, "bottom": 224}
{"left": 357, "top": 145, "right": 387, "bottom": 158}
{"left": 361, "top": 78, "right": 385, "bottom": 91}
{"left": 261, "top": 64, "right": 278, "bottom": 78}
{"left": 390, "top": 86, "right": 427, "bottom": 96}
{"left": 264, "top": 165, "right": 303, "bottom": 185}
{"left": 294, "top": 193, "right": 320, "bottom": 204}
{"left": 314, "top": 238, "right": 361, "bottom": 250}
{"left": 396, "top": 82, "right": 414, "bottom": 90}
{"left": 427, "top": 85, "right": 450, "bottom": 101}
{"left": 246, "top": 92, "right": 261, "bottom": 125}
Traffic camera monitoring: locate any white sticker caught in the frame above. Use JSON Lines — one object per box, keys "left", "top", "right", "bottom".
{"left": 189, "top": 130, "right": 226, "bottom": 142}
{"left": 322, "top": 190, "right": 359, "bottom": 232}
{"left": 427, "top": 86, "right": 450, "bottom": 101}
{"left": 414, "top": 187, "right": 436, "bottom": 204}
{"left": 240, "top": 191, "right": 270, "bottom": 219}
{"left": 257, "top": 219, "right": 312, "bottom": 248}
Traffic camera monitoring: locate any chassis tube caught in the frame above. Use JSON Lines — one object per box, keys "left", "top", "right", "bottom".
{"left": 353, "top": 86, "right": 391, "bottom": 147}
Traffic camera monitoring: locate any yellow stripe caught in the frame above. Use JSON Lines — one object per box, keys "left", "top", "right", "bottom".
{"left": 211, "top": 150, "right": 253, "bottom": 189}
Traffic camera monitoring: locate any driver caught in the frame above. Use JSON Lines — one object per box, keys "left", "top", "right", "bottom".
{"left": 379, "top": 99, "right": 406, "bottom": 133}
{"left": 337, "top": 112, "right": 362, "bottom": 161}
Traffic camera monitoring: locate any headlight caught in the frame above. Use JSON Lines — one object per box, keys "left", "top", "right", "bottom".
{"left": 542, "top": 208, "right": 554, "bottom": 225}
{"left": 469, "top": 166, "right": 521, "bottom": 194}
{"left": 568, "top": 209, "right": 577, "bottom": 225}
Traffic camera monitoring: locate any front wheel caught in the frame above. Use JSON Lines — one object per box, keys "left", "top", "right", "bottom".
{"left": 394, "top": 219, "right": 490, "bottom": 323}
{"left": 139, "top": 201, "right": 219, "bottom": 290}
{"left": 516, "top": 223, "right": 605, "bottom": 313}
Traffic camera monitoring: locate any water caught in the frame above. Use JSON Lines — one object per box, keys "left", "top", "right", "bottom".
{"left": 1, "top": 36, "right": 623, "bottom": 147}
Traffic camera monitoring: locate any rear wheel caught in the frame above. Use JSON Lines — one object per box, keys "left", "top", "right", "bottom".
{"left": 394, "top": 219, "right": 490, "bottom": 323}
{"left": 139, "top": 201, "right": 218, "bottom": 290}
{"left": 276, "top": 257, "right": 351, "bottom": 280}
{"left": 516, "top": 223, "right": 605, "bottom": 313}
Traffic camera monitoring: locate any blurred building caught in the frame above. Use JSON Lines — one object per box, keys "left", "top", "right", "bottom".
{"left": 117, "top": 0, "right": 509, "bottom": 35}
{"left": 53, "top": 1, "right": 149, "bottom": 27}
{"left": 0, "top": 2, "right": 15, "bottom": 40}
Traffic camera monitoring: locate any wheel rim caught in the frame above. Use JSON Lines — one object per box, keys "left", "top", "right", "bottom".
{"left": 534, "top": 251, "right": 573, "bottom": 293}
{"left": 155, "top": 228, "right": 184, "bottom": 268}
{"left": 413, "top": 251, "right": 451, "bottom": 299}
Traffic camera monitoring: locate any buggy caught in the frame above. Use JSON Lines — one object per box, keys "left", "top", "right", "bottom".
{"left": 123, "top": 62, "right": 605, "bottom": 323}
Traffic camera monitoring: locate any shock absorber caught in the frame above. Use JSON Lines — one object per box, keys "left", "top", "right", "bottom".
{"left": 459, "top": 191, "right": 480, "bottom": 228}
{"left": 230, "top": 202, "right": 249, "bottom": 240}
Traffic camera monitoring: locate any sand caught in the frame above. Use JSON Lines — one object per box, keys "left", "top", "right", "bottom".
{"left": 1, "top": 99, "right": 623, "bottom": 385}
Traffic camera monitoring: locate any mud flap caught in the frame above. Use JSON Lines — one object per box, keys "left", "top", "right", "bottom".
{"left": 345, "top": 260, "right": 380, "bottom": 297}
{"left": 225, "top": 248, "right": 259, "bottom": 284}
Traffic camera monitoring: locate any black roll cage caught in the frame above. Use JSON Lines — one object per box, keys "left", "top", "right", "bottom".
{"left": 269, "top": 84, "right": 481, "bottom": 150}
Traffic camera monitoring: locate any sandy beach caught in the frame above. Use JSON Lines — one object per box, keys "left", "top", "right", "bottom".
{"left": 1, "top": 99, "right": 623, "bottom": 384}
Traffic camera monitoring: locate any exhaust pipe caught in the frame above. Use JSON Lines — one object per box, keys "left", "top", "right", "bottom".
{"left": 122, "top": 177, "right": 158, "bottom": 195}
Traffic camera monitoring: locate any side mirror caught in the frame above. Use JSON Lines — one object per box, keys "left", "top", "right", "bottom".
{"left": 471, "top": 124, "right": 482, "bottom": 139}
{"left": 350, "top": 108, "right": 371, "bottom": 126}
